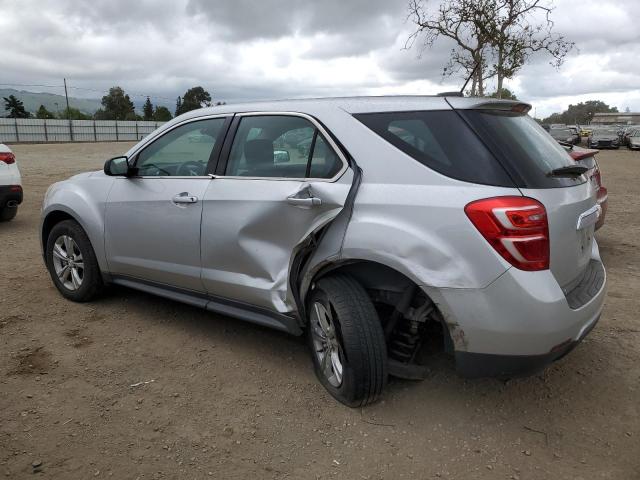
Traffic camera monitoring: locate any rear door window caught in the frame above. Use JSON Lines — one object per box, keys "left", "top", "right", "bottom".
{"left": 224, "top": 115, "right": 344, "bottom": 179}
{"left": 354, "top": 110, "right": 514, "bottom": 187}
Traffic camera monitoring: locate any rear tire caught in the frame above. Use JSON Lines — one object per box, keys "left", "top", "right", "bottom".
{"left": 45, "top": 220, "right": 103, "bottom": 302}
{"left": 0, "top": 206, "right": 17, "bottom": 222}
{"left": 307, "top": 274, "right": 387, "bottom": 407}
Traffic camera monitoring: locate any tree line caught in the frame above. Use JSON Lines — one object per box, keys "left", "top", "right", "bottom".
{"left": 3, "top": 85, "right": 222, "bottom": 121}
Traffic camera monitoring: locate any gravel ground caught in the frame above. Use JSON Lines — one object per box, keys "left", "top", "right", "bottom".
{"left": 1, "top": 142, "right": 639, "bottom": 479}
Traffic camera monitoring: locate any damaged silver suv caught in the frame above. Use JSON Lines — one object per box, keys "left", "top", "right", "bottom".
{"left": 41, "top": 96, "right": 606, "bottom": 406}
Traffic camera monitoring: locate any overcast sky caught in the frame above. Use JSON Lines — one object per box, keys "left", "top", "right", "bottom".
{"left": 1, "top": 0, "right": 639, "bottom": 117}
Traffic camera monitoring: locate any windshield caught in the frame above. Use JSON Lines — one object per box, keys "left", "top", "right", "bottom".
{"left": 550, "top": 128, "right": 572, "bottom": 137}
{"left": 595, "top": 129, "right": 618, "bottom": 136}
{"left": 461, "top": 111, "right": 584, "bottom": 188}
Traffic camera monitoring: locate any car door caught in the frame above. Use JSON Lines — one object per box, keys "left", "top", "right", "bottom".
{"left": 105, "top": 116, "right": 230, "bottom": 292}
{"left": 200, "top": 113, "right": 352, "bottom": 313}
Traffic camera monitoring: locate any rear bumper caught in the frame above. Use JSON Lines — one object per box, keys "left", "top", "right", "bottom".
{"left": 0, "top": 185, "right": 23, "bottom": 208}
{"left": 455, "top": 313, "right": 599, "bottom": 378}
{"left": 424, "top": 245, "right": 606, "bottom": 378}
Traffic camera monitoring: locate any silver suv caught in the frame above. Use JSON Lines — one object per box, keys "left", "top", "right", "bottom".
{"left": 41, "top": 96, "right": 606, "bottom": 406}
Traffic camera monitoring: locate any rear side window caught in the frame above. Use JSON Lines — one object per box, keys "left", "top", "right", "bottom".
{"left": 461, "top": 111, "right": 584, "bottom": 188}
{"left": 354, "top": 111, "right": 514, "bottom": 187}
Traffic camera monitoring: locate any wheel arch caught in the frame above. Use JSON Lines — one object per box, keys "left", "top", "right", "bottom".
{"left": 41, "top": 204, "right": 109, "bottom": 275}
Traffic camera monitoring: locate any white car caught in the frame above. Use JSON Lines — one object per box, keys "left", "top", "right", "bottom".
{"left": 0, "top": 144, "right": 23, "bottom": 221}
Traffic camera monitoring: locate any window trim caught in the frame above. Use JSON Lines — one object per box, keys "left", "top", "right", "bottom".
{"left": 213, "top": 112, "right": 348, "bottom": 182}
{"left": 126, "top": 114, "right": 232, "bottom": 179}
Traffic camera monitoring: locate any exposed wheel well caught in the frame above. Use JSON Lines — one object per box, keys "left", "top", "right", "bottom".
{"left": 309, "top": 260, "right": 452, "bottom": 379}
{"left": 41, "top": 211, "right": 76, "bottom": 254}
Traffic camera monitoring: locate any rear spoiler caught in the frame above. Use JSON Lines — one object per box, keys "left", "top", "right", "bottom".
{"left": 445, "top": 98, "right": 532, "bottom": 114}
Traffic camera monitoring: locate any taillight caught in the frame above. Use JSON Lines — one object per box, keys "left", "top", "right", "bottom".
{"left": 592, "top": 167, "right": 602, "bottom": 189}
{"left": 0, "top": 152, "right": 16, "bottom": 164}
{"left": 465, "top": 196, "right": 549, "bottom": 271}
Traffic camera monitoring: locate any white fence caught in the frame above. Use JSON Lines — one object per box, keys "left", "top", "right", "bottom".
{"left": 0, "top": 118, "right": 167, "bottom": 143}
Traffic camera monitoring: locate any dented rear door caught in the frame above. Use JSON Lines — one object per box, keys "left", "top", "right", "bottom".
{"left": 199, "top": 112, "right": 352, "bottom": 313}
{"left": 200, "top": 174, "right": 352, "bottom": 312}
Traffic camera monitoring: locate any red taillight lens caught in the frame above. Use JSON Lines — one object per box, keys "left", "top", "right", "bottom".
{"left": 593, "top": 167, "right": 602, "bottom": 189}
{"left": 465, "top": 196, "right": 549, "bottom": 271}
{"left": 0, "top": 152, "right": 16, "bottom": 164}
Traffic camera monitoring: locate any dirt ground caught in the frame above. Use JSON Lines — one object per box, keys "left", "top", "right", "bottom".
{"left": 1, "top": 142, "right": 639, "bottom": 479}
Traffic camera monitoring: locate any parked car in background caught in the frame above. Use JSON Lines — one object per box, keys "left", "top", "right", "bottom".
{"left": 550, "top": 127, "right": 580, "bottom": 145}
{"left": 579, "top": 126, "right": 593, "bottom": 137}
{"left": 568, "top": 127, "right": 581, "bottom": 144}
{"left": 40, "top": 97, "right": 606, "bottom": 406}
{"left": 0, "top": 144, "right": 23, "bottom": 221}
{"left": 563, "top": 145, "right": 607, "bottom": 230}
{"left": 589, "top": 128, "right": 620, "bottom": 149}
{"left": 627, "top": 129, "right": 640, "bottom": 150}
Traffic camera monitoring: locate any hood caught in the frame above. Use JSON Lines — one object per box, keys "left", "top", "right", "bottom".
{"left": 592, "top": 133, "right": 618, "bottom": 140}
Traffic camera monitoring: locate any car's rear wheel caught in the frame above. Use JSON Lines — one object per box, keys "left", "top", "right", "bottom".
{"left": 45, "top": 220, "right": 103, "bottom": 302}
{"left": 307, "top": 274, "right": 387, "bottom": 407}
{"left": 0, "top": 206, "right": 17, "bottom": 221}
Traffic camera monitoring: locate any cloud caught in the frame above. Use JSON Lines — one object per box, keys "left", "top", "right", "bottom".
{"left": 0, "top": 0, "right": 638, "bottom": 117}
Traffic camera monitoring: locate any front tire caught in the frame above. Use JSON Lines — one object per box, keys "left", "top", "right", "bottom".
{"left": 0, "top": 206, "right": 17, "bottom": 221}
{"left": 307, "top": 274, "right": 387, "bottom": 407}
{"left": 45, "top": 219, "right": 103, "bottom": 302}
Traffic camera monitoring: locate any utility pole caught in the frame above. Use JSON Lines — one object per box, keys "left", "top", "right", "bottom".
{"left": 64, "top": 78, "right": 73, "bottom": 141}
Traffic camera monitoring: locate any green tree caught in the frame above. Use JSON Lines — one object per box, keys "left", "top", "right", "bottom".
{"left": 176, "top": 86, "right": 211, "bottom": 115}
{"left": 3, "top": 95, "right": 30, "bottom": 118}
{"left": 490, "top": 88, "right": 517, "bottom": 100}
{"left": 152, "top": 106, "right": 172, "bottom": 122}
{"left": 61, "top": 107, "right": 91, "bottom": 120}
{"left": 36, "top": 105, "right": 56, "bottom": 119}
{"left": 100, "top": 86, "right": 135, "bottom": 120}
{"left": 143, "top": 97, "right": 154, "bottom": 121}
{"left": 543, "top": 100, "right": 618, "bottom": 125}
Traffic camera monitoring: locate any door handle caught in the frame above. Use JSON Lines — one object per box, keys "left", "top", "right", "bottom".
{"left": 286, "top": 196, "right": 322, "bottom": 207}
{"left": 172, "top": 192, "right": 198, "bottom": 204}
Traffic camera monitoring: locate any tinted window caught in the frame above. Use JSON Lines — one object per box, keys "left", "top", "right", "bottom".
{"left": 136, "top": 118, "right": 226, "bottom": 176}
{"left": 309, "top": 134, "right": 342, "bottom": 178}
{"left": 225, "top": 115, "right": 342, "bottom": 179}
{"left": 461, "top": 111, "right": 585, "bottom": 188}
{"left": 355, "top": 110, "right": 514, "bottom": 187}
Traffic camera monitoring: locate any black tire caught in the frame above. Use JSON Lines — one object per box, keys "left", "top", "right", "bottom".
{"left": 45, "top": 219, "right": 103, "bottom": 302}
{"left": 307, "top": 274, "right": 387, "bottom": 407}
{"left": 0, "top": 206, "right": 17, "bottom": 222}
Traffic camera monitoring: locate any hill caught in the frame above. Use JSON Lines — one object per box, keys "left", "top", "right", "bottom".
{"left": 1, "top": 88, "right": 101, "bottom": 116}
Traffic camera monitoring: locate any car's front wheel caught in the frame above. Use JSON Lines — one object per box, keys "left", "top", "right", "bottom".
{"left": 45, "top": 219, "right": 103, "bottom": 302}
{"left": 307, "top": 274, "right": 388, "bottom": 407}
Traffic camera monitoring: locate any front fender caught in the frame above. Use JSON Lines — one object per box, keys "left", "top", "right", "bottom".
{"left": 41, "top": 173, "right": 115, "bottom": 273}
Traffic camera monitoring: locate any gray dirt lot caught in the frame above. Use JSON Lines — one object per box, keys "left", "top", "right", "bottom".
{"left": 1, "top": 142, "right": 639, "bottom": 479}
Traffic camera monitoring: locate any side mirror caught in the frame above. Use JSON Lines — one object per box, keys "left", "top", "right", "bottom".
{"left": 104, "top": 156, "right": 130, "bottom": 176}
{"left": 274, "top": 149, "right": 290, "bottom": 164}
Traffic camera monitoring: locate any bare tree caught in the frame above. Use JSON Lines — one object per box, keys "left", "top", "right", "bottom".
{"left": 482, "top": 0, "right": 574, "bottom": 97}
{"left": 406, "top": 0, "right": 494, "bottom": 96}
{"left": 407, "top": 0, "right": 573, "bottom": 97}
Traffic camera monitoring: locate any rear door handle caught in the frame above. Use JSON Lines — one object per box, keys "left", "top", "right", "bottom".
{"left": 172, "top": 192, "right": 198, "bottom": 204}
{"left": 286, "top": 196, "right": 322, "bottom": 207}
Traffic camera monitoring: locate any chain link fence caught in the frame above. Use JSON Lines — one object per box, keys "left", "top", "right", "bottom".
{"left": 0, "top": 118, "right": 167, "bottom": 143}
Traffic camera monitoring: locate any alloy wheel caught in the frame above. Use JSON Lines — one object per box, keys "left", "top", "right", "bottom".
{"left": 310, "top": 301, "right": 344, "bottom": 387}
{"left": 52, "top": 235, "right": 84, "bottom": 291}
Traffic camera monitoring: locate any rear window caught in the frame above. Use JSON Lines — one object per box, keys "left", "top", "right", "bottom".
{"left": 460, "top": 111, "right": 585, "bottom": 188}
{"left": 354, "top": 111, "right": 514, "bottom": 187}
